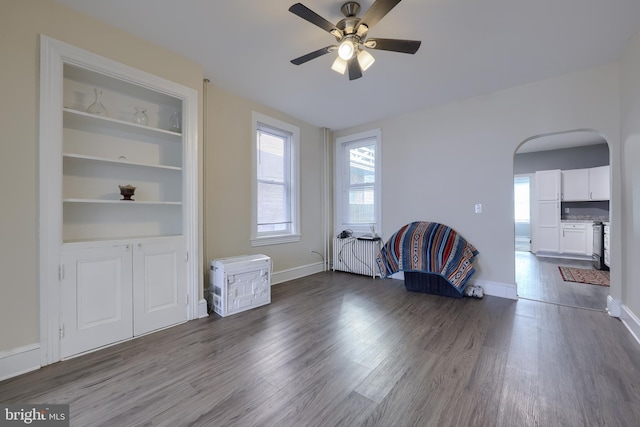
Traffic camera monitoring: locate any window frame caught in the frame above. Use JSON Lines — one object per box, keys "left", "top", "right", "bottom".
{"left": 334, "top": 129, "right": 382, "bottom": 237}
{"left": 251, "top": 112, "right": 301, "bottom": 246}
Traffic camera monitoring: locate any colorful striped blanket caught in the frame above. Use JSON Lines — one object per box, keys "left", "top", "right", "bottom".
{"left": 376, "top": 222, "right": 479, "bottom": 294}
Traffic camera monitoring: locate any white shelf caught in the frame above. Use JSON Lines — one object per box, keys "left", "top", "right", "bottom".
{"left": 63, "top": 198, "right": 182, "bottom": 205}
{"left": 63, "top": 153, "right": 182, "bottom": 171}
{"left": 63, "top": 234, "right": 184, "bottom": 245}
{"left": 63, "top": 108, "right": 182, "bottom": 138}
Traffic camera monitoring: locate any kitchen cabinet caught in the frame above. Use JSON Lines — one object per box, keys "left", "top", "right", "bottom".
{"left": 536, "top": 169, "right": 561, "bottom": 201}
{"left": 535, "top": 170, "right": 561, "bottom": 253}
{"left": 561, "top": 169, "right": 589, "bottom": 201}
{"left": 588, "top": 166, "right": 610, "bottom": 200}
{"left": 560, "top": 222, "right": 589, "bottom": 255}
{"left": 561, "top": 166, "right": 609, "bottom": 201}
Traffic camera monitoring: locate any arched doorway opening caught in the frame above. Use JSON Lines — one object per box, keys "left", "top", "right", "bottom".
{"left": 514, "top": 130, "right": 611, "bottom": 310}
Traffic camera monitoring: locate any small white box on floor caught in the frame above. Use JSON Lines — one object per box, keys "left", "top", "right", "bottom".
{"left": 210, "top": 255, "right": 271, "bottom": 317}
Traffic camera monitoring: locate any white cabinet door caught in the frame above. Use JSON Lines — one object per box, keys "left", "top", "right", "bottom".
{"left": 561, "top": 169, "right": 589, "bottom": 201}
{"left": 536, "top": 170, "right": 561, "bottom": 201}
{"left": 588, "top": 166, "right": 610, "bottom": 200}
{"left": 133, "top": 238, "right": 187, "bottom": 336}
{"left": 560, "top": 227, "right": 588, "bottom": 255}
{"left": 537, "top": 201, "right": 560, "bottom": 252}
{"left": 61, "top": 244, "right": 133, "bottom": 358}
{"left": 534, "top": 170, "right": 560, "bottom": 253}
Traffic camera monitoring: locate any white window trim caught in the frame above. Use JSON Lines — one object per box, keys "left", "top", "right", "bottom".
{"left": 251, "top": 112, "right": 301, "bottom": 246}
{"left": 335, "top": 129, "right": 382, "bottom": 238}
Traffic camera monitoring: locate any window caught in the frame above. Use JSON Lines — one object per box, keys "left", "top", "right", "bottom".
{"left": 251, "top": 112, "right": 300, "bottom": 246}
{"left": 335, "top": 129, "right": 382, "bottom": 237}
{"left": 514, "top": 175, "right": 531, "bottom": 223}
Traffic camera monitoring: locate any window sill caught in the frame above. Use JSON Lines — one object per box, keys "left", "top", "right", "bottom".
{"left": 251, "top": 234, "right": 301, "bottom": 247}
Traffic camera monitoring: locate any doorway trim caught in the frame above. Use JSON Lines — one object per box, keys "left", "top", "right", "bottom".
{"left": 513, "top": 128, "right": 616, "bottom": 314}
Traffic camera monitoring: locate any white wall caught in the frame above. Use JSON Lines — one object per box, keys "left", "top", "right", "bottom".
{"left": 335, "top": 64, "right": 621, "bottom": 296}
{"left": 620, "top": 29, "right": 640, "bottom": 317}
{"left": 0, "top": 0, "right": 204, "bottom": 355}
{"left": 0, "top": 0, "right": 328, "bottom": 377}
{"left": 204, "top": 84, "right": 327, "bottom": 283}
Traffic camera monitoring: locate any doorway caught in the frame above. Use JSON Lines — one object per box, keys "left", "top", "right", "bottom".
{"left": 514, "top": 131, "right": 610, "bottom": 311}
{"left": 514, "top": 174, "right": 532, "bottom": 252}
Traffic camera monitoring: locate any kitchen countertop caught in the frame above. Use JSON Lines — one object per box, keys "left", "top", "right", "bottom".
{"left": 561, "top": 216, "right": 609, "bottom": 223}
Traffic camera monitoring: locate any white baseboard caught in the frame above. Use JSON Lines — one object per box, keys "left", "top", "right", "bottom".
{"left": 272, "top": 262, "right": 325, "bottom": 285}
{"left": 197, "top": 298, "right": 208, "bottom": 318}
{"left": 620, "top": 304, "right": 640, "bottom": 346}
{"left": 0, "top": 344, "right": 41, "bottom": 382}
{"left": 475, "top": 280, "right": 518, "bottom": 300}
{"left": 377, "top": 272, "right": 517, "bottom": 301}
{"left": 535, "top": 252, "right": 592, "bottom": 262}
{"left": 607, "top": 295, "right": 621, "bottom": 318}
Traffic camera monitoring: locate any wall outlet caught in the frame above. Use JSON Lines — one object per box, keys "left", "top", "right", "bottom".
{"left": 475, "top": 203, "right": 483, "bottom": 214}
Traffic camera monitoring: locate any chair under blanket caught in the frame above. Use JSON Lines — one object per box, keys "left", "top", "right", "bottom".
{"left": 376, "top": 221, "right": 479, "bottom": 298}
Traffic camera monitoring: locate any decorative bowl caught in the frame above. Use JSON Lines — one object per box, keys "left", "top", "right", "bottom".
{"left": 119, "top": 185, "right": 136, "bottom": 201}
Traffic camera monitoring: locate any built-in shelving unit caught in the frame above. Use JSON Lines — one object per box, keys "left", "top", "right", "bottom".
{"left": 61, "top": 62, "right": 186, "bottom": 242}
{"left": 39, "top": 35, "right": 199, "bottom": 363}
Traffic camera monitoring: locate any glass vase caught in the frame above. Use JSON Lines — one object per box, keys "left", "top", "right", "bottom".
{"left": 169, "top": 110, "right": 181, "bottom": 133}
{"left": 87, "top": 88, "right": 109, "bottom": 117}
{"left": 133, "top": 107, "right": 148, "bottom": 126}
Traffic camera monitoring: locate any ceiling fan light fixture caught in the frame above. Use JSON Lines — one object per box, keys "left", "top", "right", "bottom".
{"left": 331, "top": 56, "right": 348, "bottom": 74}
{"left": 288, "top": 1, "right": 423, "bottom": 80}
{"left": 356, "top": 23, "right": 368, "bottom": 38}
{"left": 338, "top": 39, "right": 356, "bottom": 60}
{"left": 357, "top": 49, "right": 375, "bottom": 71}
{"left": 330, "top": 28, "right": 344, "bottom": 39}
{"left": 363, "top": 40, "right": 377, "bottom": 49}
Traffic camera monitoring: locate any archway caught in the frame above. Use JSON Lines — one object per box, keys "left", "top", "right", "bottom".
{"left": 514, "top": 130, "right": 611, "bottom": 310}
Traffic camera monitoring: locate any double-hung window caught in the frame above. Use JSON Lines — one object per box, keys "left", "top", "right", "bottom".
{"left": 251, "top": 112, "right": 300, "bottom": 246}
{"left": 335, "top": 129, "right": 382, "bottom": 237}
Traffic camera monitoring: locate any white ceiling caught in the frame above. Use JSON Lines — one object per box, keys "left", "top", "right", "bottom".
{"left": 516, "top": 132, "right": 607, "bottom": 154}
{"left": 55, "top": 0, "right": 640, "bottom": 131}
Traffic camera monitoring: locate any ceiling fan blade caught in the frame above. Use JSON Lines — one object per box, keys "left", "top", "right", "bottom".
{"left": 291, "top": 46, "right": 336, "bottom": 65}
{"left": 289, "top": 3, "right": 339, "bottom": 34}
{"left": 359, "top": 0, "right": 402, "bottom": 30}
{"left": 347, "top": 57, "right": 363, "bottom": 80}
{"left": 366, "top": 38, "right": 421, "bottom": 54}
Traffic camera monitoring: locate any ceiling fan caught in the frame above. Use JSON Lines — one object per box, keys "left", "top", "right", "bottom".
{"left": 289, "top": 0, "right": 421, "bottom": 80}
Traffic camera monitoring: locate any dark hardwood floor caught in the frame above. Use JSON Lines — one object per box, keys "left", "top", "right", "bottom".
{"left": 516, "top": 250, "right": 609, "bottom": 310}
{"left": 2, "top": 271, "right": 640, "bottom": 426}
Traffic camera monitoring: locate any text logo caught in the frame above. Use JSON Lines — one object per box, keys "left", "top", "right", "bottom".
{"left": 1, "top": 404, "right": 69, "bottom": 426}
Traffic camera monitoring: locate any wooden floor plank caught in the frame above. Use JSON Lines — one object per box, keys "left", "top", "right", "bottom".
{"left": 516, "top": 250, "right": 609, "bottom": 310}
{"left": 1, "top": 270, "right": 640, "bottom": 426}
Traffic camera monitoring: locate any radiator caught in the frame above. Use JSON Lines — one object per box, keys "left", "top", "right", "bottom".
{"left": 333, "top": 237, "right": 381, "bottom": 278}
{"left": 209, "top": 254, "right": 271, "bottom": 317}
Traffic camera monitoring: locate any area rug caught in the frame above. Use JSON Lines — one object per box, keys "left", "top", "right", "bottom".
{"left": 558, "top": 266, "right": 610, "bottom": 286}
